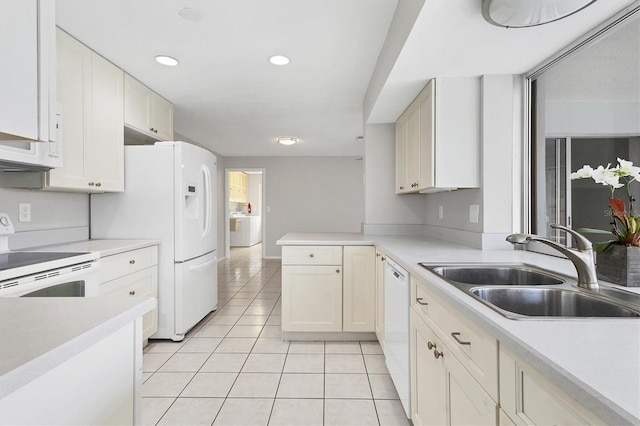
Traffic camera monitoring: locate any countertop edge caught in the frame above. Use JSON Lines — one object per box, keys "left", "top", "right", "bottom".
{"left": 0, "top": 297, "right": 155, "bottom": 399}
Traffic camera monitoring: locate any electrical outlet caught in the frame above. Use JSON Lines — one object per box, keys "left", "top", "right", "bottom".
{"left": 469, "top": 204, "right": 479, "bottom": 224}
{"left": 438, "top": 206, "right": 444, "bottom": 219}
{"left": 19, "top": 203, "right": 31, "bottom": 222}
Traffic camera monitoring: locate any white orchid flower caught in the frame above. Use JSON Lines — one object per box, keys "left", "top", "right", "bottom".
{"left": 570, "top": 164, "right": 593, "bottom": 180}
{"left": 617, "top": 158, "right": 640, "bottom": 181}
{"left": 592, "top": 165, "right": 624, "bottom": 188}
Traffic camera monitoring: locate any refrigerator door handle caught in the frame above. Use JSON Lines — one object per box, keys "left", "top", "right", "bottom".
{"left": 188, "top": 255, "right": 217, "bottom": 271}
{"left": 202, "top": 165, "right": 212, "bottom": 237}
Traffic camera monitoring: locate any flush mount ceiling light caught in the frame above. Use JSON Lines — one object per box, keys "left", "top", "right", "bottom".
{"left": 269, "top": 55, "right": 290, "bottom": 65}
{"left": 155, "top": 55, "right": 179, "bottom": 66}
{"left": 276, "top": 136, "right": 297, "bottom": 146}
{"left": 481, "top": 0, "right": 598, "bottom": 28}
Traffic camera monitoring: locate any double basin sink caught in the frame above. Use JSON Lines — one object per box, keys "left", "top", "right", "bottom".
{"left": 419, "top": 263, "right": 640, "bottom": 319}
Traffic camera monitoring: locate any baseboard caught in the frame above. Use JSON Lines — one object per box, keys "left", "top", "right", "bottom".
{"left": 283, "top": 331, "right": 378, "bottom": 341}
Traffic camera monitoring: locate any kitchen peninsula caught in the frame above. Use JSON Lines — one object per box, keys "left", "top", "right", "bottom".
{"left": 277, "top": 232, "right": 640, "bottom": 425}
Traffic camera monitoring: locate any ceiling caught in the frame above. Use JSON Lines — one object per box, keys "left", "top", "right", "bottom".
{"left": 56, "top": 0, "right": 637, "bottom": 157}
{"left": 56, "top": 0, "right": 398, "bottom": 157}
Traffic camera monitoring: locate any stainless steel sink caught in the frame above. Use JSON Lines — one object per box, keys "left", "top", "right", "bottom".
{"left": 470, "top": 287, "right": 640, "bottom": 319}
{"left": 428, "top": 265, "right": 564, "bottom": 286}
{"left": 420, "top": 262, "right": 640, "bottom": 320}
{"left": 595, "top": 287, "right": 640, "bottom": 305}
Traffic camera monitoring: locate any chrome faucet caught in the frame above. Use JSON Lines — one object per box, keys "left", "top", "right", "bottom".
{"left": 506, "top": 223, "right": 599, "bottom": 290}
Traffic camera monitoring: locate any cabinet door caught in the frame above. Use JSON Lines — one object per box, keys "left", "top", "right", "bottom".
{"left": 88, "top": 52, "right": 123, "bottom": 191}
{"left": 282, "top": 265, "right": 342, "bottom": 332}
{"left": 411, "top": 310, "right": 446, "bottom": 426}
{"left": 417, "top": 81, "right": 434, "bottom": 189}
{"left": 150, "top": 92, "right": 174, "bottom": 141}
{"left": 343, "top": 246, "right": 375, "bottom": 332}
{"left": 445, "top": 347, "right": 497, "bottom": 426}
{"left": 395, "top": 116, "right": 409, "bottom": 193}
{"left": 375, "top": 251, "right": 385, "bottom": 348}
{"left": 0, "top": 0, "right": 38, "bottom": 140}
{"left": 405, "top": 104, "right": 420, "bottom": 190}
{"left": 500, "top": 347, "right": 603, "bottom": 425}
{"left": 124, "top": 74, "right": 150, "bottom": 135}
{"left": 48, "top": 29, "right": 92, "bottom": 189}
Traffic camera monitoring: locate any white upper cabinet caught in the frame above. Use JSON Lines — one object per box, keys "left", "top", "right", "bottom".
{"left": 124, "top": 74, "right": 174, "bottom": 141}
{"left": 396, "top": 78, "right": 480, "bottom": 194}
{"left": 0, "top": 0, "right": 56, "bottom": 142}
{"left": 45, "top": 29, "right": 124, "bottom": 192}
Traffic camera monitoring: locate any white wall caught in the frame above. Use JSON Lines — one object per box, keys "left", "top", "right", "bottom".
{"left": 363, "top": 123, "right": 425, "bottom": 225}
{"left": 247, "top": 173, "right": 262, "bottom": 215}
{"left": 0, "top": 188, "right": 88, "bottom": 232}
{"left": 224, "top": 157, "right": 365, "bottom": 258}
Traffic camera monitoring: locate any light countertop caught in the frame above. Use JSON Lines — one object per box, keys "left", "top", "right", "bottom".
{"left": 278, "top": 232, "right": 640, "bottom": 425}
{"left": 26, "top": 239, "right": 160, "bottom": 257}
{"left": 0, "top": 296, "right": 155, "bottom": 399}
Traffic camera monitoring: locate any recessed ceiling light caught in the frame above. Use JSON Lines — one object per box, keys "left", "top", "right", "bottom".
{"left": 155, "top": 55, "right": 179, "bottom": 66}
{"left": 277, "top": 136, "right": 297, "bottom": 146}
{"left": 269, "top": 55, "right": 290, "bottom": 66}
{"left": 178, "top": 7, "right": 202, "bottom": 21}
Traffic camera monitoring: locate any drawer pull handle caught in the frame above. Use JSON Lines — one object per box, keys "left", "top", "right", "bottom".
{"left": 129, "top": 290, "right": 136, "bottom": 295}
{"left": 129, "top": 259, "right": 136, "bottom": 264}
{"left": 451, "top": 332, "right": 471, "bottom": 346}
{"left": 433, "top": 349, "right": 444, "bottom": 359}
{"left": 427, "top": 341, "right": 436, "bottom": 350}
{"left": 416, "top": 297, "right": 428, "bottom": 306}
{"left": 309, "top": 253, "right": 314, "bottom": 258}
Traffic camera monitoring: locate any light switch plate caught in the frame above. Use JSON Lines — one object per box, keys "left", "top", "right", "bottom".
{"left": 470, "top": 204, "right": 479, "bottom": 224}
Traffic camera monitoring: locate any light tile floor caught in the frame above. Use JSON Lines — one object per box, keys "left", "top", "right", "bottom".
{"left": 142, "top": 244, "right": 409, "bottom": 426}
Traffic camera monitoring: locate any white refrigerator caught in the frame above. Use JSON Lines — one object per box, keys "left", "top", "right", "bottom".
{"left": 91, "top": 141, "right": 217, "bottom": 341}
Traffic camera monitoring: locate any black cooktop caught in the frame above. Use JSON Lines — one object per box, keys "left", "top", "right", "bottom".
{"left": 0, "top": 252, "right": 89, "bottom": 272}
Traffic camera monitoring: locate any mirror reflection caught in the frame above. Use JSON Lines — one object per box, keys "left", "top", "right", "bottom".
{"left": 531, "top": 10, "right": 640, "bottom": 246}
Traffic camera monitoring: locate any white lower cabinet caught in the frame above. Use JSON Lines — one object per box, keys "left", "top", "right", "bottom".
{"left": 410, "top": 277, "right": 497, "bottom": 426}
{"left": 499, "top": 346, "right": 603, "bottom": 425}
{"left": 99, "top": 246, "right": 159, "bottom": 341}
{"left": 281, "top": 245, "right": 375, "bottom": 333}
{"left": 343, "top": 246, "right": 376, "bottom": 332}
{"left": 410, "top": 309, "right": 497, "bottom": 426}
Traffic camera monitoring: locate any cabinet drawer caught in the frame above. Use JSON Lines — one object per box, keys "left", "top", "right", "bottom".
{"left": 282, "top": 245, "right": 342, "bottom": 266}
{"left": 411, "top": 276, "right": 498, "bottom": 401}
{"left": 100, "top": 267, "right": 157, "bottom": 298}
{"left": 100, "top": 246, "right": 158, "bottom": 283}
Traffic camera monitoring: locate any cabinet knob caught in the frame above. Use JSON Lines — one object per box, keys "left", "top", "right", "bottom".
{"left": 381, "top": 257, "right": 385, "bottom": 261}
{"left": 433, "top": 349, "right": 444, "bottom": 359}
{"left": 309, "top": 253, "right": 314, "bottom": 258}
{"left": 416, "top": 297, "right": 428, "bottom": 306}
{"left": 129, "top": 259, "right": 136, "bottom": 264}
{"left": 427, "top": 341, "right": 436, "bottom": 350}
{"left": 150, "top": 127, "right": 155, "bottom": 132}
{"left": 154, "top": 129, "right": 158, "bottom": 134}
{"left": 88, "top": 182, "right": 95, "bottom": 186}
{"left": 129, "top": 290, "right": 136, "bottom": 295}
{"left": 336, "top": 269, "right": 340, "bottom": 274}
{"left": 95, "top": 182, "right": 101, "bottom": 187}
{"left": 399, "top": 186, "right": 404, "bottom": 190}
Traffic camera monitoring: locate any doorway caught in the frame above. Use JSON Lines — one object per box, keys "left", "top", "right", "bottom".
{"left": 224, "top": 168, "right": 266, "bottom": 259}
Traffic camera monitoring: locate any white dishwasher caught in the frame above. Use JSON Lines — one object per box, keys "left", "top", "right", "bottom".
{"left": 384, "top": 257, "right": 410, "bottom": 417}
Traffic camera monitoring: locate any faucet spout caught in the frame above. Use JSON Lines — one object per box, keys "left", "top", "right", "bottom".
{"left": 506, "top": 224, "right": 599, "bottom": 290}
